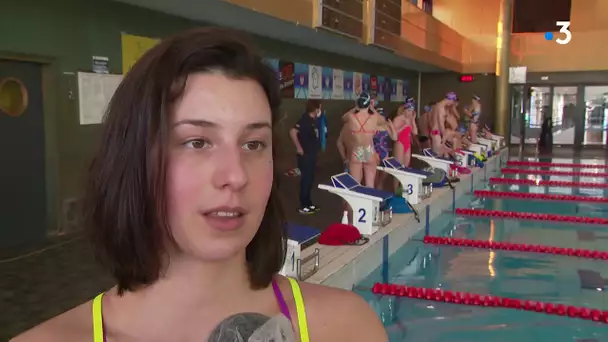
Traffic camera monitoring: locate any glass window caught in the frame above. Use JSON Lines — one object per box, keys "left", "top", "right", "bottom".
{"left": 551, "top": 86, "right": 577, "bottom": 145}
{"left": 583, "top": 86, "right": 608, "bottom": 145}
{"left": 528, "top": 87, "right": 550, "bottom": 127}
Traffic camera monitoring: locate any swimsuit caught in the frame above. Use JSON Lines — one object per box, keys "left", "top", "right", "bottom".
{"left": 351, "top": 112, "right": 376, "bottom": 163}
{"left": 373, "top": 130, "right": 390, "bottom": 160}
{"left": 471, "top": 110, "right": 480, "bottom": 124}
{"left": 397, "top": 125, "right": 412, "bottom": 151}
{"left": 352, "top": 145, "right": 375, "bottom": 162}
{"left": 457, "top": 124, "right": 467, "bottom": 135}
{"left": 430, "top": 129, "right": 441, "bottom": 136}
{"left": 92, "top": 277, "right": 309, "bottom": 342}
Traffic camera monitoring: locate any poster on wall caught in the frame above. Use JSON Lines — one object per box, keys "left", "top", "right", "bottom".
{"left": 353, "top": 72, "right": 362, "bottom": 98}
{"left": 294, "top": 63, "right": 308, "bottom": 99}
{"left": 369, "top": 75, "right": 378, "bottom": 98}
{"left": 265, "top": 58, "right": 280, "bottom": 80}
{"left": 121, "top": 33, "right": 160, "bottom": 75}
{"left": 361, "top": 74, "right": 370, "bottom": 94}
{"left": 331, "top": 69, "right": 344, "bottom": 100}
{"left": 308, "top": 65, "right": 323, "bottom": 99}
{"left": 344, "top": 71, "right": 354, "bottom": 100}
{"left": 377, "top": 76, "right": 385, "bottom": 101}
{"left": 322, "top": 67, "right": 333, "bottom": 99}
{"left": 395, "top": 80, "right": 404, "bottom": 102}
{"left": 401, "top": 81, "right": 408, "bottom": 102}
{"left": 279, "top": 60, "right": 295, "bottom": 98}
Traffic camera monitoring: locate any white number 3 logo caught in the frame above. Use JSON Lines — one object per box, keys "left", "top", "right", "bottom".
{"left": 556, "top": 21, "right": 572, "bottom": 45}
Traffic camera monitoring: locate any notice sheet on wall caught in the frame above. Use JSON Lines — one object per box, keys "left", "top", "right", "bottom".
{"left": 77, "top": 72, "right": 123, "bottom": 125}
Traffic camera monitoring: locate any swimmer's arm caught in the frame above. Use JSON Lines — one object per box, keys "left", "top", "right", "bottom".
{"left": 385, "top": 118, "right": 398, "bottom": 141}
{"left": 411, "top": 119, "right": 419, "bottom": 136}
{"left": 336, "top": 131, "right": 347, "bottom": 160}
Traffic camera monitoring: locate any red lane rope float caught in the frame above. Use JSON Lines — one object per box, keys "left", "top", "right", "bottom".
{"left": 423, "top": 235, "right": 608, "bottom": 260}
{"left": 488, "top": 177, "right": 608, "bottom": 189}
{"left": 474, "top": 190, "right": 608, "bottom": 203}
{"left": 371, "top": 282, "right": 608, "bottom": 324}
{"left": 455, "top": 208, "right": 608, "bottom": 225}
{"left": 501, "top": 168, "right": 608, "bottom": 177}
{"left": 507, "top": 160, "right": 608, "bottom": 169}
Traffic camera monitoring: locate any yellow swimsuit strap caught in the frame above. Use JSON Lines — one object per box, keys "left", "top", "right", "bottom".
{"left": 92, "top": 293, "right": 105, "bottom": 342}
{"left": 92, "top": 284, "right": 309, "bottom": 341}
{"left": 287, "top": 278, "right": 310, "bottom": 342}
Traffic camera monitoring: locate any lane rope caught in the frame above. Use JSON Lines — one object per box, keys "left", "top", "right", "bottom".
{"left": 489, "top": 177, "right": 608, "bottom": 189}
{"left": 501, "top": 168, "right": 608, "bottom": 178}
{"left": 474, "top": 190, "right": 608, "bottom": 203}
{"left": 371, "top": 283, "right": 608, "bottom": 324}
{"left": 507, "top": 161, "right": 608, "bottom": 169}
{"left": 455, "top": 208, "right": 608, "bottom": 225}
{"left": 423, "top": 235, "right": 608, "bottom": 260}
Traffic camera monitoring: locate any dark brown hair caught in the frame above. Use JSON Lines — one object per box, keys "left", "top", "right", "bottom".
{"left": 305, "top": 99, "right": 322, "bottom": 114}
{"left": 84, "top": 27, "right": 286, "bottom": 294}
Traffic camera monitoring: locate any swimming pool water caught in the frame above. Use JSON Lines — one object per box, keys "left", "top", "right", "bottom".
{"left": 356, "top": 157, "right": 608, "bottom": 341}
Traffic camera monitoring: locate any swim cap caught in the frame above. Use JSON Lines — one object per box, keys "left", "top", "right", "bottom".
{"left": 423, "top": 105, "right": 432, "bottom": 113}
{"left": 446, "top": 92, "right": 458, "bottom": 101}
{"left": 356, "top": 92, "right": 372, "bottom": 109}
{"left": 404, "top": 102, "right": 416, "bottom": 111}
{"left": 406, "top": 97, "right": 415, "bottom": 104}
{"left": 473, "top": 94, "right": 481, "bottom": 101}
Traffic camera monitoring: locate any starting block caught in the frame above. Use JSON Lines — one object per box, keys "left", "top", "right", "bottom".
{"left": 318, "top": 173, "right": 393, "bottom": 235}
{"left": 412, "top": 149, "right": 454, "bottom": 175}
{"left": 377, "top": 157, "right": 432, "bottom": 205}
{"left": 468, "top": 143, "right": 487, "bottom": 155}
{"left": 487, "top": 133, "right": 505, "bottom": 147}
{"left": 476, "top": 137, "right": 496, "bottom": 152}
{"left": 280, "top": 223, "right": 320, "bottom": 280}
{"left": 456, "top": 149, "right": 476, "bottom": 167}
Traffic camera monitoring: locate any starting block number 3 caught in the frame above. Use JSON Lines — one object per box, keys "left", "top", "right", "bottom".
{"left": 405, "top": 184, "right": 413, "bottom": 195}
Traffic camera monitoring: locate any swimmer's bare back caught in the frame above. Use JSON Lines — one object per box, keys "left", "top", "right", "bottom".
{"left": 347, "top": 109, "right": 380, "bottom": 151}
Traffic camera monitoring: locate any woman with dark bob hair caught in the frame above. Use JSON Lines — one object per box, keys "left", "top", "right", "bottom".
{"left": 13, "top": 27, "right": 386, "bottom": 341}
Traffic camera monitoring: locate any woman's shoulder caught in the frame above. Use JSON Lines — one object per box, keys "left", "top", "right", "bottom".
{"left": 296, "top": 281, "right": 388, "bottom": 341}
{"left": 11, "top": 301, "right": 93, "bottom": 342}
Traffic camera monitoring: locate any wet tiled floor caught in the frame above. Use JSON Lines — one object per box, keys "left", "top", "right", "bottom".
{"left": 1, "top": 146, "right": 607, "bottom": 339}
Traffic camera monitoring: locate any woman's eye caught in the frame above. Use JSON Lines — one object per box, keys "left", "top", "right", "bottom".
{"left": 184, "top": 139, "right": 209, "bottom": 149}
{"left": 243, "top": 141, "right": 266, "bottom": 151}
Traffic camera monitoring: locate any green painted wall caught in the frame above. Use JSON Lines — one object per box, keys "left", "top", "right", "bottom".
{"left": 0, "top": 0, "right": 419, "bottom": 235}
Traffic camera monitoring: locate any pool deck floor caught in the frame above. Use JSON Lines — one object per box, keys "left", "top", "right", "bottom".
{"left": 0, "top": 145, "right": 606, "bottom": 339}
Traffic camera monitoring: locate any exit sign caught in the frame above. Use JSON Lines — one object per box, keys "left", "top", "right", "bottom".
{"left": 460, "top": 75, "right": 475, "bottom": 82}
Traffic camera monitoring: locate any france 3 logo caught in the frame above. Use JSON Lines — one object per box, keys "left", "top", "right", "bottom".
{"left": 544, "top": 21, "right": 571, "bottom": 45}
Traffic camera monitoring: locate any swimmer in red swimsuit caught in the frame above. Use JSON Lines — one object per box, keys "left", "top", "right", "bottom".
{"left": 392, "top": 102, "right": 418, "bottom": 190}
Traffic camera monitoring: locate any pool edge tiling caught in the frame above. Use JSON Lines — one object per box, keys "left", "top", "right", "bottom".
{"left": 303, "top": 148, "right": 508, "bottom": 290}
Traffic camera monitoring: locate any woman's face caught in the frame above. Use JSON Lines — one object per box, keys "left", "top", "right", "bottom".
{"left": 167, "top": 72, "right": 274, "bottom": 261}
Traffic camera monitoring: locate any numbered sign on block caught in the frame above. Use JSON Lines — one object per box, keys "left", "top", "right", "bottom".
{"left": 280, "top": 239, "right": 301, "bottom": 278}
{"left": 354, "top": 201, "right": 377, "bottom": 236}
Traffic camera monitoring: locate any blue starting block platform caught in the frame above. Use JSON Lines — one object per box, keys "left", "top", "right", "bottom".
{"left": 280, "top": 223, "right": 320, "bottom": 280}
{"left": 377, "top": 157, "right": 432, "bottom": 205}
{"left": 319, "top": 172, "right": 393, "bottom": 235}
{"left": 412, "top": 149, "right": 454, "bottom": 175}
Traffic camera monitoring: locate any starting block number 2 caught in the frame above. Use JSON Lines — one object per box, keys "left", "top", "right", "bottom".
{"left": 358, "top": 208, "right": 367, "bottom": 223}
